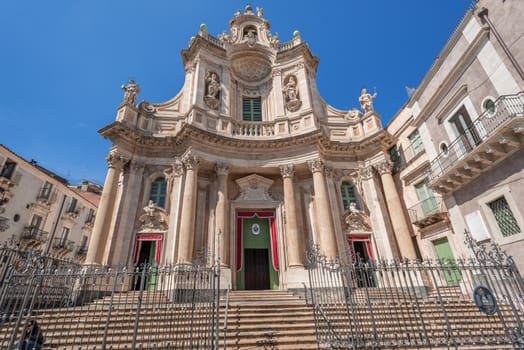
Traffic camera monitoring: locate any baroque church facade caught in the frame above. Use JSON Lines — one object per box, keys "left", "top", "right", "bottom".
{"left": 87, "top": 5, "right": 419, "bottom": 290}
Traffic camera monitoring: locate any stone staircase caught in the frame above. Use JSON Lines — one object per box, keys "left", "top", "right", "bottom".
{"left": 0, "top": 288, "right": 519, "bottom": 349}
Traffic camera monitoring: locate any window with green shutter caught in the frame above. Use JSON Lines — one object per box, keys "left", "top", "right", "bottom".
{"left": 242, "top": 97, "right": 262, "bottom": 121}
{"left": 150, "top": 178, "right": 167, "bottom": 208}
{"left": 341, "top": 182, "right": 359, "bottom": 211}
{"left": 488, "top": 197, "right": 521, "bottom": 237}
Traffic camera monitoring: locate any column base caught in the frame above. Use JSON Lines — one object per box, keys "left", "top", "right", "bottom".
{"left": 284, "top": 266, "right": 309, "bottom": 289}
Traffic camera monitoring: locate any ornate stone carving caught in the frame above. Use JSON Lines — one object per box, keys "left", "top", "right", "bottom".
{"left": 138, "top": 200, "right": 168, "bottom": 231}
{"left": 344, "top": 108, "right": 362, "bottom": 122}
{"left": 121, "top": 80, "right": 140, "bottom": 106}
{"left": 359, "top": 88, "right": 377, "bottom": 114}
{"left": 283, "top": 75, "right": 302, "bottom": 112}
{"left": 324, "top": 166, "right": 334, "bottom": 179}
{"left": 279, "top": 164, "right": 295, "bottom": 178}
{"left": 182, "top": 153, "right": 199, "bottom": 171}
{"left": 138, "top": 101, "right": 155, "bottom": 114}
{"left": 308, "top": 159, "right": 324, "bottom": 173}
{"left": 375, "top": 161, "right": 393, "bottom": 175}
{"left": 359, "top": 166, "right": 374, "bottom": 180}
{"left": 204, "top": 71, "right": 221, "bottom": 110}
{"left": 344, "top": 203, "right": 372, "bottom": 233}
{"left": 235, "top": 174, "right": 274, "bottom": 201}
{"left": 215, "top": 162, "right": 230, "bottom": 176}
{"left": 164, "top": 160, "right": 184, "bottom": 183}
{"left": 106, "top": 152, "right": 129, "bottom": 169}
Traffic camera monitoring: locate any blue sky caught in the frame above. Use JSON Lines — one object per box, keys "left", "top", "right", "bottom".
{"left": 0, "top": 1, "right": 472, "bottom": 185}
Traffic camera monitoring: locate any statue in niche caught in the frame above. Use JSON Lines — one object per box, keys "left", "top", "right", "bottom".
{"left": 359, "top": 88, "right": 377, "bottom": 113}
{"left": 121, "top": 79, "right": 140, "bottom": 106}
{"left": 283, "top": 75, "right": 302, "bottom": 112}
{"left": 244, "top": 28, "right": 257, "bottom": 47}
{"left": 204, "top": 71, "right": 221, "bottom": 110}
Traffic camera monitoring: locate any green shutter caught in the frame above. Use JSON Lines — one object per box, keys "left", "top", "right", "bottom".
{"left": 489, "top": 197, "right": 521, "bottom": 237}
{"left": 242, "top": 97, "right": 262, "bottom": 121}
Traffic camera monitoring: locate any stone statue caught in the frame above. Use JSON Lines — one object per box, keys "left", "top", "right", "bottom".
{"left": 283, "top": 75, "right": 302, "bottom": 112}
{"left": 256, "top": 7, "right": 264, "bottom": 17}
{"left": 284, "top": 76, "right": 298, "bottom": 102}
{"left": 359, "top": 88, "right": 377, "bottom": 113}
{"left": 245, "top": 29, "right": 257, "bottom": 47}
{"left": 204, "top": 72, "right": 221, "bottom": 110}
{"left": 121, "top": 79, "right": 140, "bottom": 105}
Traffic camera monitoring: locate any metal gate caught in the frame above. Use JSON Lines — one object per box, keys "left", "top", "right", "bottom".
{"left": 306, "top": 231, "right": 524, "bottom": 349}
{"left": 0, "top": 247, "right": 223, "bottom": 350}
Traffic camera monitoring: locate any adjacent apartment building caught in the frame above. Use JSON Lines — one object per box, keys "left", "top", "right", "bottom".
{"left": 0, "top": 145, "right": 101, "bottom": 262}
{"left": 388, "top": 0, "right": 524, "bottom": 272}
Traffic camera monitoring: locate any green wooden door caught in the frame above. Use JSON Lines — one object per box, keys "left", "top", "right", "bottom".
{"left": 236, "top": 216, "right": 279, "bottom": 290}
{"left": 433, "top": 238, "right": 461, "bottom": 286}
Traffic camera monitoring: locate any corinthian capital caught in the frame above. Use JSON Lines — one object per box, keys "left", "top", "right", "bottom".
{"left": 307, "top": 159, "right": 324, "bottom": 173}
{"left": 164, "top": 160, "right": 185, "bottom": 181}
{"left": 182, "top": 153, "right": 199, "bottom": 170}
{"left": 279, "top": 164, "right": 295, "bottom": 178}
{"left": 215, "top": 162, "right": 230, "bottom": 176}
{"left": 375, "top": 161, "right": 393, "bottom": 175}
{"left": 105, "top": 152, "right": 129, "bottom": 169}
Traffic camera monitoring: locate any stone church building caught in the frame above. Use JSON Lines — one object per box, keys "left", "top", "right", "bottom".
{"left": 87, "top": 5, "right": 417, "bottom": 290}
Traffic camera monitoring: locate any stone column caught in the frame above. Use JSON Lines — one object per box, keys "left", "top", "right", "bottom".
{"left": 308, "top": 159, "right": 338, "bottom": 258}
{"left": 280, "top": 164, "right": 304, "bottom": 267}
{"left": 215, "top": 163, "right": 229, "bottom": 267}
{"left": 86, "top": 151, "right": 128, "bottom": 264}
{"left": 164, "top": 160, "right": 185, "bottom": 264}
{"left": 177, "top": 153, "right": 199, "bottom": 264}
{"left": 376, "top": 161, "right": 416, "bottom": 259}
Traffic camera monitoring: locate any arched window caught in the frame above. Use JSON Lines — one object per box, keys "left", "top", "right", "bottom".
{"left": 149, "top": 177, "right": 167, "bottom": 208}
{"left": 341, "top": 182, "right": 359, "bottom": 211}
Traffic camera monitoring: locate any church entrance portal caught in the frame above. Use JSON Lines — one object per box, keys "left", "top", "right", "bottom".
{"left": 236, "top": 211, "right": 279, "bottom": 290}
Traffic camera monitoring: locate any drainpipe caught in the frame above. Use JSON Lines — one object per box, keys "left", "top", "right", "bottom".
{"left": 477, "top": 7, "right": 524, "bottom": 82}
{"left": 45, "top": 194, "right": 67, "bottom": 253}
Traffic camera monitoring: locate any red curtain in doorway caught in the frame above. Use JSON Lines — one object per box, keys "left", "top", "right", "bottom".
{"left": 346, "top": 235, "right": 374, "bottom": 262}
{"left": 133, "top": 234, "right": 163, "bottom": 265}
{"left": 236, "top": 211, "right": 279, "bottom": 272}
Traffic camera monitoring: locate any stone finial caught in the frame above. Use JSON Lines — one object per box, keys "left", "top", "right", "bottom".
{"left": 121, "top": 79, "right": 140, "bottom": 106}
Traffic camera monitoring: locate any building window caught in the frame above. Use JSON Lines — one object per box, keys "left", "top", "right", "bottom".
{"left": 67, "top": 198, "right": 78, "bottom": 213}
{"left": 150, "top": 177, "right": 167, "bottom": 208}
{"left": 39, "top": 181, "right": 53, "bottom": 200}
{"left": 242, "top": 97, "right": 262, "bottom": 121}
{"left": 488, "top": 197, "right": 521, "bottom": 237}
{"left": 341, "top": 182, "right": 359, "bottom": 211}
{"left": 59, "top": 227, "right": 70, "bottom": 247}
{"left": 408, "top": 129, "right": 425, "bottom": 157}
{"left": 86, "top": 208, "right": 95, "bottom": 224}
{"left": 483, "top": 98, "right": 496, "bottom": 115}
{"left": 0, "top": 159, "right": 16, "bottom": 180}
{"left": 414, "top": 179, "right": 438, "bottom": 216}
{"left": 449, "top": 106, "right": 481, "bottom": 151}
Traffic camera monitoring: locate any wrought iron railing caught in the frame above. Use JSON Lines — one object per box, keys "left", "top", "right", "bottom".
{"left": 0, "top": 247, "right": 223, "bottom": 350}
{"left": 408, "top": 196, "right": 445, "bottom": 223}
{"left": 20, "top": 227, "right": 49, "bottom": 243}
{"left": 306, "top": 232, "right": 524, "bottom": 349}
{"left": 52, "top": 238, "right": 75, "bottom": 251}
{"left": 430, "top": 91, "right": 524, "bottom": 182}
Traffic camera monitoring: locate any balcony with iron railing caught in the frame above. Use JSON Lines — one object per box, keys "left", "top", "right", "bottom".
{"left": 408, "top": 196, "right": 448, "bottom": 229}
{"left": 391, "top": 142, "right": 426, "bottom": 173}
{"left": 36, "top": 188, "right": 57, "bottom": 206}
{"left": 52, "top": 238, "right": 75, "bottom": 252}
{"left": 75, "top": 245, "right": 88, "bottom": 256}
{"left": 429, "top": 91, "right": 524, "bottom": 193}
{"left": 21, "top": 226, "right": 49, "bottom": 244}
